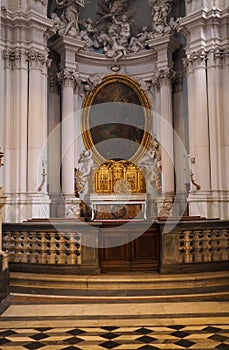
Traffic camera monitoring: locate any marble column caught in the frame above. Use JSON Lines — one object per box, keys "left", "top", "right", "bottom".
{"left": 148, "top": 35, "right": 180, "bottom": 216}
{"left": 2, "top": 48, "right": 29, "bottom": 222}
{"left": 50, "top": 37, "right": 84, "bottom": 216}
{"left": 58, "top": 68, "right": 77, "bottom": 208}
{"left": 206, "top": 46, "right": 229, "bottom": 218}
{"left": 27, "top": 48, "right": 50, "bottom": 218}
{"left": 173, "top": 71, "right": 188, "bottom": 216}
{"left": 221, "top": 46, "right": 229, "bottom": 218}
{"left": 48, "top": 73, "right": 63, "bottom": 217}
{"left": 186, "top": 49, "right": 212, "bottom": 218}
{"left": 0, "top": 154, "right": 9, "bottom": 301}
{"left": 157, "top": 68, "right": 175, "bottom": 216}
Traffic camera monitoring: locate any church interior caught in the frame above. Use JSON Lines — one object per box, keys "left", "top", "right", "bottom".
{"left": 0, "top": 0, "right": 229, "bottom": 349}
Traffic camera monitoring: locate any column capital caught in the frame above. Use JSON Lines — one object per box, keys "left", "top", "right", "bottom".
{"left": 211, "top": 45, "right": 229, "bottom": 65}
{"left": 27, "top": 48, "right": 51, "bottom": 71}
{"left": 184, "top": 48, "right": 208, "bottom": 71}
{"left": 157, "top": 68, "right": 176, "bottom": 86}
{"left": 3, "top": 47, "right": 28, "bottom": 69}
{"left": 151, "top": 74, "right": 160, "bottom": 92}
{"left": 57, "top": 68, "right": 79, "bottom": 88}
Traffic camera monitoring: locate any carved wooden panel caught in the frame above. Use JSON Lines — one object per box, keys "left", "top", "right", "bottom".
{"left": 99, "top": 223, "right": 160, "bottom": 272}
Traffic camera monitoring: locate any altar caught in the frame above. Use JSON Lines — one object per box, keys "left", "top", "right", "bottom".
{"left": 90, "top": 194, "right": 147, "bottom": 221}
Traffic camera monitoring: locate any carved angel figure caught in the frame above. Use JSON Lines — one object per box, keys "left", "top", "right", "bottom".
{"left": 78, "top": 150, "right": 95, "bottom": 178}
{"left": 51, "top": 0, "right": 88, "bottom": 37}
{"left": 150, "top": 0, "right": 173, "bottom": 37}
{"left": 97, "top": 0, "right": 130, "bottom": 24}
{"left": 138, "top": 139, "right": 162, "bottom": 192}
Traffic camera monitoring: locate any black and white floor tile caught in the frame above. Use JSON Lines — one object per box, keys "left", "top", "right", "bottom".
{"left": 0, "top": 324, "right": 229, "bottom": 349}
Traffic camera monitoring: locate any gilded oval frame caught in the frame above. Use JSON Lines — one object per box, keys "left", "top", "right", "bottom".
{"left": 81, "top": 74, "right": 152, "bottom": 164}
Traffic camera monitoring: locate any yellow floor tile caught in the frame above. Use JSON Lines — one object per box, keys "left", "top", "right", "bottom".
{"left": 191, "top": 339, "right": 221, "bottom": 348}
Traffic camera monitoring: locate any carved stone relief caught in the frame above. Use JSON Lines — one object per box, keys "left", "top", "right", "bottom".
{"left": 49, "top": 0, "right": 179, "bottom": 63}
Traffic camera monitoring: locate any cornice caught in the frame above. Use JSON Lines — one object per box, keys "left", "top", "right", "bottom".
{"left": 147, "top": 34, "right": 181, "bottom": 51}
{"left": 1, "top": 10, "right": 53, "bottom": 30}
{"left": 50, "top": 36, "right": 85, "bottom": 54}
{"left": 76, "top": 48, "right": 156, "bottom": 65}
{"left": 180, "top": 7, "right": 228, "bottom": 30}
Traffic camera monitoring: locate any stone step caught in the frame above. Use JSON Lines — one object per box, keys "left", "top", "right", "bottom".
{"left": 10, "top": 271, "right": 229, "bottom": 299}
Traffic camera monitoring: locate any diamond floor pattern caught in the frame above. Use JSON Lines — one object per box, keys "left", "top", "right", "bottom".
{"left": 0, "top": 325, "right": 228, "bottom": 349}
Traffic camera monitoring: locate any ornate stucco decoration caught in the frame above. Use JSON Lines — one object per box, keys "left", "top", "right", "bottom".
{"left": 50, "top": 0, "right": 89, "bottom": 38}
{"left": 50, "top": 0, "right": 179, "bottom": 66}
{"left": 148, "top": 0, "right": 179, "bottom": 38}
{"left": 78, "top": 73, "right": 105, "bottom": 97}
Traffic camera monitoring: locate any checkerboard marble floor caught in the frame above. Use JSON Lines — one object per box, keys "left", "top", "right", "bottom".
{"left": 0, "top": 297, "right": 229, "bottom": 350}
{"left": 0, "top": 324, "right": 229, "bottom": 350}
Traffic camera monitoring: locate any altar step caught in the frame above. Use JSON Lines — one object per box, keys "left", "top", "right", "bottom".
{"left": 10, "top": 270, "right": 229, "bottom": 301}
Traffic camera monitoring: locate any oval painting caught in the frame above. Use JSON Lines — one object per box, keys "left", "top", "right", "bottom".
{"left": 81, "top": 74, "right": 152, "bottom": 163}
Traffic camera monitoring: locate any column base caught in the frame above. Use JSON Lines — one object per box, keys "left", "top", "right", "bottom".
{"left": 3, "top": 193, "right": 50, "bottom": 222}
{"left": 188, "top": 190, "right": 229, "bottom": 219}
